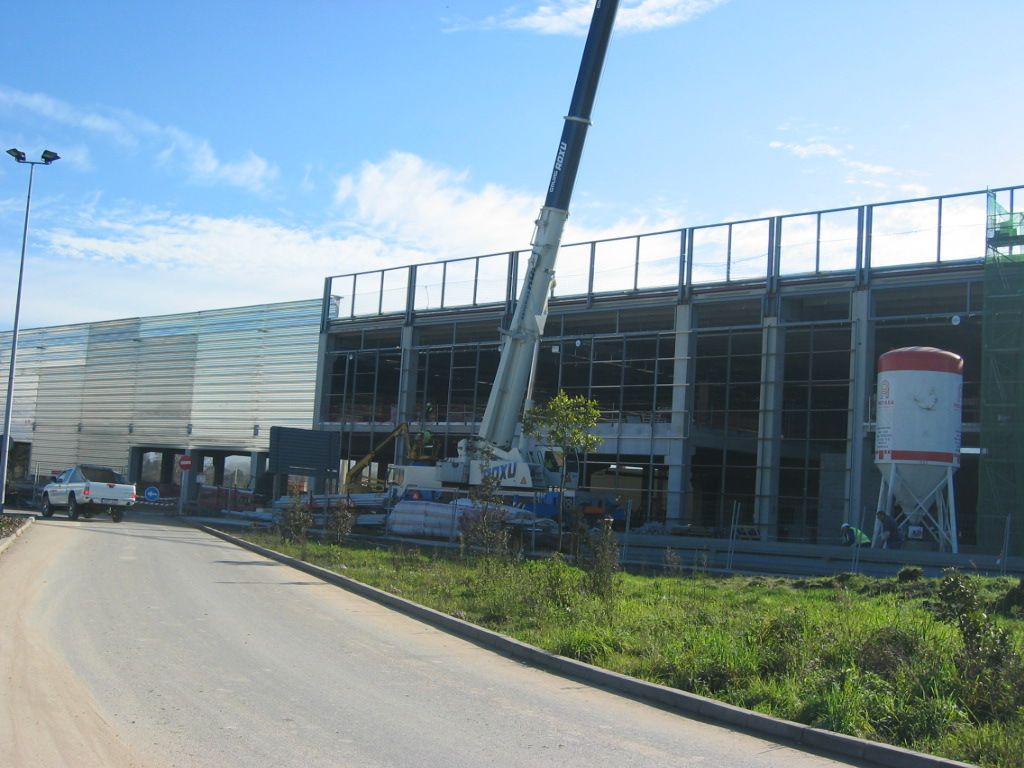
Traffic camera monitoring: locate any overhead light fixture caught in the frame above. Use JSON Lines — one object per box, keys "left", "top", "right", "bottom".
{"left": 7, "top": 148, "right": 61, "bottom": 165}
{"left": 0, "top": 146, "right": 60, "bottom": 514}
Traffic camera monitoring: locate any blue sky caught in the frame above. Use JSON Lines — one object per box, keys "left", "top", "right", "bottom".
{"left": 2, "top": 0, "right": 1023, "bottom": 330}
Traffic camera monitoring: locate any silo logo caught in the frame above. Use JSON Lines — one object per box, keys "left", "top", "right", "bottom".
{"left": 878, "top": 378, "right": 892, "bottom": 405}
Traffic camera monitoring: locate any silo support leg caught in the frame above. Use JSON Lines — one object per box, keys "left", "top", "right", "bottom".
{"left": 946, "top": 466, "right": 959, "bottom": 554}
{"left": 873, "top": 463, "right": 897, "bottom": 547}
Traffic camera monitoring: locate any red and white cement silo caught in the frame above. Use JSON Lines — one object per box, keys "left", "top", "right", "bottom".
{"left": 874, "top": 347, "right": 963, "bottom": 552}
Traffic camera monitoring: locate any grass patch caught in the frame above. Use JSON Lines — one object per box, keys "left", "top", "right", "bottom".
{"left": 237, "top": 531, "right": 1024, "bottom": 768}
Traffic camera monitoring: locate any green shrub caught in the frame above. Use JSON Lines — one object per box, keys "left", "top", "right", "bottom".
{"left": 932, "top": 569, "right": 1024, "bottom": 722}
{"left": 583, "top": 518, "right": 619, "bottom": 599}
{"left": 533, "top": 554, "right": 583, "bottom": 614}
{"left": 898, "top": 565, "right": 923, "bottom": 583}
{"left": 325, "top": 499, "right": 354, "bottom": 544}
{"left": 279, "top": 493, "right": 312, "bottom": 543}
{"left": 461, "top": 473, "right": 511, "bottom": 560}
{"left": 663, "top": 547, "right": 684, "bottom": 576}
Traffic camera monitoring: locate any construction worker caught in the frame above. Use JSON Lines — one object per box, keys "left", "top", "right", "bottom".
{"left": 841, "top": 522, "right": 870, "bottom": 547}
{"left": 876, "top": 510, "right": 904, "bottom": 549}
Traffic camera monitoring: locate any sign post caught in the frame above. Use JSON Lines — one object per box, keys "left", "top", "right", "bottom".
{"left": 177, "top": 454, "right": 193, "bottom": 516}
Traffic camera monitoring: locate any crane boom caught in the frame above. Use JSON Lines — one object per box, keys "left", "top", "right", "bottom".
{"left": 345, "top": 423, "right": 409, "bottom": 489}
{"left": 476, "top": 0, "right": 619, "bottom": 452}
{"left": 387, "top": 0, "right": 619, "bottom": 495}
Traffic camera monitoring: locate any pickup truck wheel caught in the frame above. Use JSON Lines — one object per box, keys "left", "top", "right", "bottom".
{"left": 67, "top": 494, "right": 80, "bottom": 520}
{"left": 111, "top": 507, "right": 124, "bottom": 523}
{"left": 41, "top": 494, "right": 54, "bottom": 518}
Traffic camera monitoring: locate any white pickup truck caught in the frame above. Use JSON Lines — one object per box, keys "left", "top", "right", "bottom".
{"left": 41, "top": 465, "right": 136, "bottom": 522}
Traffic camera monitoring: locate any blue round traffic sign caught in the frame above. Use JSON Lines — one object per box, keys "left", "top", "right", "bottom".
{"left": 144, "top": 486, "right": 160, "bottom": 501}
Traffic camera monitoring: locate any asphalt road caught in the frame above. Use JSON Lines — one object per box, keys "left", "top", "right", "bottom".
{"left": 1, "top": 514, "right": 877, "bottom": 768}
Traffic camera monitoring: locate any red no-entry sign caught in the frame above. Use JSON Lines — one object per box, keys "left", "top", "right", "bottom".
{"left": 178, "top": 455, "right": 193, "bottom": 471}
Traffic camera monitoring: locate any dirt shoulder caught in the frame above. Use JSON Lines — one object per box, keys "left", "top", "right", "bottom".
{"left": 0, "top": 521, "right": 158, "bottom": 768}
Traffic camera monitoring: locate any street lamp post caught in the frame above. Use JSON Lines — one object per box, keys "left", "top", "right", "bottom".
{"left": 0, "top": 148, "right": 59, "bottom": 514}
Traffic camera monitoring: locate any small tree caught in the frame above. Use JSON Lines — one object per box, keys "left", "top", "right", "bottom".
{"left": 585, "top": 516, "right": 619, "bottom": 600}
{"left": 280, "top": 493, "right": 313, "bottom": 558}
{"left": 462, "top": 450, "right": 511, "bottom": 560}
{"left": 325, "top": 497, "right": 355, "bottom": 545}
{"left": 523, "top": 390, "right": 602, "bottom": 553}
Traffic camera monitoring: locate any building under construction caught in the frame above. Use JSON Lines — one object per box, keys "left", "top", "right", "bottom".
{"left": 316, "top": 185, "right": 1024, "bottom": 557}
{"left": 2, "top": 185, "right": 1023, "bottom": 557}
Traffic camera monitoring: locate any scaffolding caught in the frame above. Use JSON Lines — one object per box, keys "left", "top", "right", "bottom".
{"left": 979, "top": 192, "right": 1024, "bottom": 556}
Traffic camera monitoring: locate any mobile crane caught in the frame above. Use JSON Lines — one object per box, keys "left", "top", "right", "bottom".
{"left": 389, "top": 0, "right": 618, "bottom": 497}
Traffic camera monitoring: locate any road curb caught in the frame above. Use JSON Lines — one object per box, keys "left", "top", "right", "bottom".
{"left": 200, "top": 525, "right": 975, "bottom": 768}
{"left": 0, "top": 514, "right": 34, "bottom": 557}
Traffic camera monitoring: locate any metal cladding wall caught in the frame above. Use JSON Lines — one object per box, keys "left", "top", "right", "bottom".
{"left": 0, "top": 300, "right": 321, "bottom": 475}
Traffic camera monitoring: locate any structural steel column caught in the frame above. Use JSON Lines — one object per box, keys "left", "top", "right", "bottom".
{"left": 160, "top": 450, "right": 175, "bottom": 484}
{"left": 191, "top": 452, "right": 205, "bottom": 507}
{"left": 666, "top": 303, "right": 696, "bottom": 525}
{"left": 394, "top": 324, "right": 417, "bottom": 465}
{"left": 212, "top": 454, "right": 225, "bottom": 486}
{"left": 844, "top": 289, "right": 873, "bottom": 532}
{"left": 249, "top": 452, "right": 266, "bottom": 489}
{"left": 754, "top": 317, "right": 784, "bottom": 540}
{"left": 311, "top": 325, "right": 331, "bottom": 427}
{"left": 126, "top": 447, "right": 142, "bottom": 484}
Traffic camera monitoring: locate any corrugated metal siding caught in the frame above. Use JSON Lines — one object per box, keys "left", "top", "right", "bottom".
{"left": 79, "top": 320, "right": 142, "bottom": 470}
{"left": 2, "top": 324, "right": 90, "bottom": 473}
{"left": 189, "top": 302, "right": 319, "bottom": 450}
{"left": 31, "top": 365, "right": 86, "bottom": 472}
{"left": 132, "top": 333, "right": 198, "bottom": 443}
{"left": 0, "top": 299, "right": 321, "bottom": 474}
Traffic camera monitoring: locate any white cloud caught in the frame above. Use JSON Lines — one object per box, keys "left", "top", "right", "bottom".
{"left": 899, "top": 183, "right": 930, "bottom": 198}
{"left": 334, "top": 151, "right": 679, "bottom": 254}
{"left": 12, "top": 153, "right": 536, "bottom": 326}
{"left": 844, "top": 159, "right": 894, "bottom": 175}
{"left": 334, "top": 151, "right": 537, "bottom": 255}
{"left": 471, "top": 0, "right": 728, "bottom": 36}
{"left": 0, "top": 86, "right": 139, "bottom": 147}
{"left": 0, "top": 85, "right": 277, "bottom": 193}
{"left": 769, "top": 136, "right": 925, "bottom": 198}
{"left": 154, "top": 128, "right": 278, "bottom": 192}
{"left": 47, "top": 211, "right": 361, "bottom": 275}
{"left": 15, "top": 211, "right": 407, "bottom": 327}
{"left": 617, "top": 0, "right": 729, "bottom": 32}
{"left": 768, "top": 140, "right": 842, "bottom": 159}
{"left": 5, "top": 150, "right": 677, "bottom": 327}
